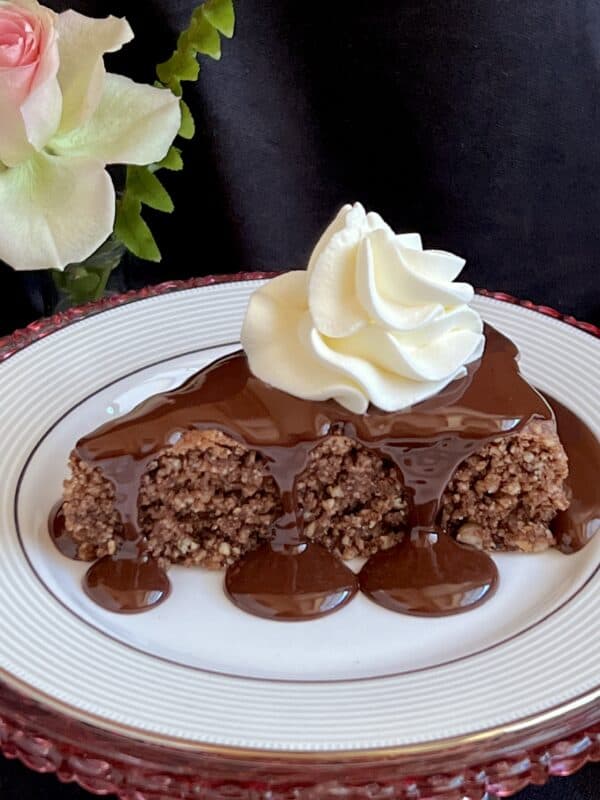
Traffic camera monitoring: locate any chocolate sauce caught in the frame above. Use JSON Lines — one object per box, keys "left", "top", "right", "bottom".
{"left": 48, "top": 325, "right": 598, "bottom": 620}
{"left": 359, "top": 529, "right": 498, "bottom": 615}
{"left": 49, "top": 502, "right": 82, "bottom": 560}
{"left": 50, "top": 503, "right": 171, "bottom": 613}
{"left": 225, "top": 542, "right": 359, "bottom": 620}
{"left": 546, "top": 395, "right": 600, "bottom": 553}
{"left": 83, "top": 549, "right": 170, "bottom": 614}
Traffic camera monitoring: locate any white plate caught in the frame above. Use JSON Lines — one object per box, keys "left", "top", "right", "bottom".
{"left": 0, "top": 278, "right": 599, "bottom": 753}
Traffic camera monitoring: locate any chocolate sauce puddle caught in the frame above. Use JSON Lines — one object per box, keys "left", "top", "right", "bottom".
{"left": 48, "top": 325, "right": 599, "bottom": 620}
{"left": 84, "top": 549, "right": 171, "bottom": 613}
{"left": 359, "top": 529, "right": 498, "bottom": 615}
{"left": 225, "top": 542, "right": 358, "bottom": 620}
{"left": 50, "top": 505, "right": 171, "bottom": 613}
{"left": 545, "top": 394, "right": 600, "bottom": 553}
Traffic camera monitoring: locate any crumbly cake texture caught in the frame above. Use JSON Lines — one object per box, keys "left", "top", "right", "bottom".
{"left": 63, "top": 421, "right": 569, "bottom": 567}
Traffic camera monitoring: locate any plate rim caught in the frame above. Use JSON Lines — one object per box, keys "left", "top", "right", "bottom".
{"left": 0, "top": 273, "right": 599, "bottom": 766}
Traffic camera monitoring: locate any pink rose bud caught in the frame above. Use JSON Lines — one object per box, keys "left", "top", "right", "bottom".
{"left": 0, "top": 0, "right": 61, "bottom": 166}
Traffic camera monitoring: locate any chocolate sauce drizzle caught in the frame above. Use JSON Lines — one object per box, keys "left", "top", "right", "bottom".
{"left": 49, "top": 325, "right": 599, "bottom": 619}
{"left": 544, "top": 394, "right": 600, "bottom": 553}
{"left": 49, "top": 502, "right": 81, "bottom": 561}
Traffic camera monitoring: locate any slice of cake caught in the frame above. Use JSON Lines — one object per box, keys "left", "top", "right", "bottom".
{"left": 56, "top": 203, "right": 572, "bottom": 619}
{"left": 63, "top": 413, "right": 568, "bottom": 567}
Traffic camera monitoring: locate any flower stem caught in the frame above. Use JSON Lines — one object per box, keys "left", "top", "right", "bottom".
{"left": 51, "top": 236, "right": 126, "bottom": 307}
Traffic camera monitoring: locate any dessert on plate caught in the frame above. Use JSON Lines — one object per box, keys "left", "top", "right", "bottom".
{"left": 53, "top": 203, "right": 595, "bottom": 621}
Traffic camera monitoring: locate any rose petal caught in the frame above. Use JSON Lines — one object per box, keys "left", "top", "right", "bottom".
{"left": 20, "top": 5, "right": 61, "bottom": 150}
{"left": 0, "top": 62, "right": 36, "bottom": 164}
{"left": 7, "top": 0, "right": 48, "bottom": 13}
{"left": 50, "top": 73, "right": 180, "bottom": 166}
{"left": 21, "top": 66, "right": 61, "bottom": 150}
{"left": 55, "top": 10, "right": 133, "bottom": 132}
{"left": 0, "top": 151, "right": 114, "bottom": 270}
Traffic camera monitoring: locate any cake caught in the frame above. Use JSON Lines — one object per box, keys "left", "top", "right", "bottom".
{"left": 63, "top": 413, "right": 568, "bottom": 568}
{"left": 54, "top": 203, "right": 579, "bottom": 620}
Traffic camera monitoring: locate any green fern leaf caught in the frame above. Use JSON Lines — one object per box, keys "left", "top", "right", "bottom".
{"left": 190, "top": 10, "right": 222, "bottom": 59}
{"left": 202, "top": 0, "right": 235, "bottom": 38}
{"left": 157, "top": 45, "right": 200, "bottom": 84}
{"left": 179, "top": 100, "right": 196, "bottom": 139}
{"left": 127, "top": 167, "right": 174, "bottom": 213}
{"left": 115, "top": 195, "right": 161, "bottom": 262}
{"left": 115, "top": 0, "right": 235, "bottom": 262}
{"left": 155, "top": 76, "right": 182, "bottom": 97}
{"left": 156, "top": 146, "right": 184, "bottom": 171}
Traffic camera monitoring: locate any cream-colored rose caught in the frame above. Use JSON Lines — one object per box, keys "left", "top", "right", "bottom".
{"left": 0, "top": 0, "right": 180, "bottom": 270}
{"left": 242, "top": 203, "right": 485, "bottom": 414}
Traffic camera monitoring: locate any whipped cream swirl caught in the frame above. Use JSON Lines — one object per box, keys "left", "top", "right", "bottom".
{"left": 241, "top": 203, "right": 485, "bottom": 414}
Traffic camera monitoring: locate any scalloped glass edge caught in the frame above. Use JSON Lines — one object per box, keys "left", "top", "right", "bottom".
{"left": 0, "top": 275, "right": 599, "bottom": 799}
{"left": 1, "top": 679, "right": 599, "bottom": 799}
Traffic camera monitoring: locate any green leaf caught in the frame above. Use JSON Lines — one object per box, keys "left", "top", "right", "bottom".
{"left": 52, "top": 266, "right": 110, "bottom": 304}
{"left": 71, "top": 273, "right": 102, "bottom": 303}
{"left": 179, "top": 99, "right": 196, "bottom": 139}
{"left": 127, "top": 167, "right": 174, "bottom": 213}
{"left": 51, "top": 268, "right": 70, "bottom": 291}
{"left": 166, "top": 76, "right": 183, "bottom": 97}
{"left": 156, "top": 146, "right": 184, "bottom": 171}
{"left": 109, "top": 0, "right": 237, "bottom": 266}
{"left": 114, "top": 195, "right": 161, "bottom": 262}
{"left": 152, "top": 0, "right": 236, "bottom": 148}
{"left": 190, "top": 10, "right": 222, "bottom": 59}
{"left": 155, "top": 77, "right": 182, "bottom": 96}
{"left": 68, "top": 273, "right": 102, "bottom": 303}
{"left": 202, "top": 0, "right": 235, "bottom": 38}
{"left": 50, "top": 238, "right": 123, "bottom": 304}
{"left": 157, "top": 45, "right": 200, "bottom": 84}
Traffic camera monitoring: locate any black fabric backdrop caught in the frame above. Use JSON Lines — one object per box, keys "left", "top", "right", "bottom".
{"left": 1, "top": 0, "right": 600, "bottom": 332}
{"left": 0, "top": 1, "right": 598, "bottom": 798}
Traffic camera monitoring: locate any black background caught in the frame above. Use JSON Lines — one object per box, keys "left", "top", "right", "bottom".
{"left": 1, "top": 1, "right": 598, "bottom": 797}
{"left": 1, "top": 0, "right": 600, "bottom": 333}
{"left": 0, "top": 757, "right": 598, "bottom": 800}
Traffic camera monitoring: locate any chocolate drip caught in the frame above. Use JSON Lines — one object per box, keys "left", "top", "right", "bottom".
{"left": 359, "top": 529, "right": 498, "bottom": 615}
{"left": 545, "top": 394, "right": 600, "bottom": 552}
{"left": 83, "top": 547, "right": 171, "bottom": 614}
{"left": 225, "top": 541, "right": 358, "bottom": 621}
{"left": 50, "top": 504, "right": 171, "bottom": 614}
{"left": 54, "top": 325, "right": 584, "bottom": 619}
{"left": 49, "top": 502, "right": 82, "bottom": 561}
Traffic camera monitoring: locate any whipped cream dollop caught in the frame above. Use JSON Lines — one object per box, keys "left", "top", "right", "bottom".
{"left": 241, "top": 203, "right": 485, "bottom": 414}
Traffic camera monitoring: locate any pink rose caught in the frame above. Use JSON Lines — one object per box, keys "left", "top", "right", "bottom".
{"left": 0, "top": 0, "right": 60, "bottom": 166}
{"left": 0, "top": 0, "right": 180, "bottom": 270}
